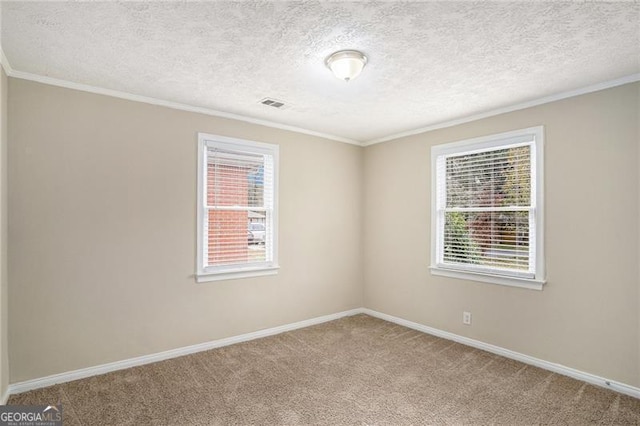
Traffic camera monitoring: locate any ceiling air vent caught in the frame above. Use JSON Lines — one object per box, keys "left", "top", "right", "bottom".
{"left": 259, "top": 98, "right": 286, "bottom": 109}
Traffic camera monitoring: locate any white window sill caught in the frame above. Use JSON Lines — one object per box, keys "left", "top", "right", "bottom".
{"left": 429, "top": 266, "right": 546, "bottom": 290}
{"left": 196, "top": 266, "right": 280, "bottom": 283}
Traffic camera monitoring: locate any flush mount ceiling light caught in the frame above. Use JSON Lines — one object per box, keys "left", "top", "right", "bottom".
{"left": 326, "top": 50, "right": 368, "bottom": 82}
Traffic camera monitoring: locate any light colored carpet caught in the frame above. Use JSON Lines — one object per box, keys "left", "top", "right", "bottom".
{"left": 8, "top": 314, "right": 640, "bottom": 425}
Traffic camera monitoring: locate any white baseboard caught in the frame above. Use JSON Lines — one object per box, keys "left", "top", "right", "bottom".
{"left": 362, "top": 308, "right": 640, "bottom": 399}
{"left": 8, "top": 308, "right": 363, "bottom": 396}
{"left": 8, "top": 307, "right": 640, "bottom": 401}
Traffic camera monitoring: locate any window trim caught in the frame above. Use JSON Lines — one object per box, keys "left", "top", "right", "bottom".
{"left": 196, "top": 133, "right": 279, "bottom": 283}
{"left": 430, "top": 126, "right": 545, "bottom": 290}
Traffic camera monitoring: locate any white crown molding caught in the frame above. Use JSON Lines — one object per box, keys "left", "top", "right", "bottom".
{"left": 361, "top": 308, "right": 640, "bottom": 399}
{"left": 2, "top": 49, "right": 638, "bottom": 148}
{"left": 3, "top": 66, "right": 361, "bottom": 146}
{"left": 364, "top": 73, "right": 640, "bottom": 146}
{"left": 7, "top": 308, "right": 364, "bottom": 396}
{"left": 0, "top": 48, "right": 13, "bottom": 76}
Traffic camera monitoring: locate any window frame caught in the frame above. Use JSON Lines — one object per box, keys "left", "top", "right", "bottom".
{"left": 430, "top": 126, "right": 545, "bottom": 290}
{"left": 196, "top": 133, "right": 279, "bottom": 283}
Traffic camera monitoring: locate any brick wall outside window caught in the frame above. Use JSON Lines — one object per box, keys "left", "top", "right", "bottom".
{"left": 207, "top": 163, "right": 250, "bottom": 265}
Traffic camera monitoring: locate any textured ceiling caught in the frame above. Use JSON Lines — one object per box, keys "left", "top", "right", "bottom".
{"left": 2, "top": 1, "right": 639, "bottom": 143}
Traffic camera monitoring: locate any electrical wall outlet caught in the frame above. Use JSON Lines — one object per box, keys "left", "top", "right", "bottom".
{"left": 463, "top": 311, "right": 472, "bottom": 325}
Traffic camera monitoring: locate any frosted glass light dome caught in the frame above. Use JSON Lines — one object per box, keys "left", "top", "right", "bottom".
{"left": 326, "top": 50, "right": 368, "bottom": 82}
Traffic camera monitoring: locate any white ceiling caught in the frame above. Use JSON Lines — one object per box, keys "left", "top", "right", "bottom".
{"left": 1, "top": 1, "right": 639, "bottom": 144}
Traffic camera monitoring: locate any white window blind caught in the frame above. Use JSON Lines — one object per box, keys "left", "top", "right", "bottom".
{"left": 431, "top": 127, "right": 544, "bottom": 288}
{"left": 197, "top": 134, "right": 278, "bottom": 282}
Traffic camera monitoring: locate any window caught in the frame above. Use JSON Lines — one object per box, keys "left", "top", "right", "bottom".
{"left": 197, "top": 133, "right": 279, "bottom": 282}
{"left": 430, "top": 126, "right": 545, "bottom": 290}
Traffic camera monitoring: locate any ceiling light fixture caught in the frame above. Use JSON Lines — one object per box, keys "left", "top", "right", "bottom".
{"left": 326, "top": 50, "right": 367, "bottom": 82}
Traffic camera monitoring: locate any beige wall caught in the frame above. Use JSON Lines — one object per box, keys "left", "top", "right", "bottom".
{"left": 637, "top": 83, "right": 640, "bottom": 386}
{"left": 7, "top": 79, "right": 363, "bottom": 382}
{"left": 5, "top": 76, "right": 640, "bottom": 389}
{"left": 363, "top": 82, "right": 640, "bottom": 387}
{"left": 0, "top": 68, "right": 8, "bottom": 398}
